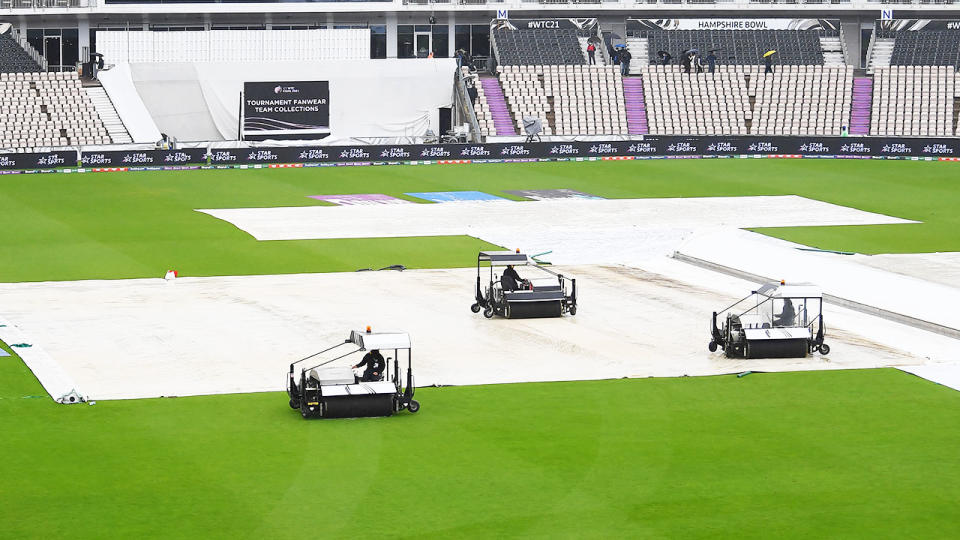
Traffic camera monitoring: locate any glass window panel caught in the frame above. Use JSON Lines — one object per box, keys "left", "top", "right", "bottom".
{"left": 455, "top": 25, "right": 470, "bottom": 55}
{"left": 431, "top": 24, "right": 448, "bottom": 58}
{"left": 371, "top": 25, "right": 386, "bottom": 59}
{"left": 471, "top": 25, "right": 489, "bottom": 57}
{"left": 397, "top": 27, "right": 414, "bottom": 59}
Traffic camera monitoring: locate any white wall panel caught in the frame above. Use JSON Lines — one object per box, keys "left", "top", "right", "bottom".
{"left": 97, "top": 29, "right": 371, "bottom": 64}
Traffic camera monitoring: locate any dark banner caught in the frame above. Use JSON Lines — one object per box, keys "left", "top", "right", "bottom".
{"left": 493, "top": 18, "right": 599, "bottom": 32}
{"left": 5, "top": 136, "right": 960, "bottom": 171}
{"left": 0, "top": 151, "right": 76, "bottom": 171}
{"left": 877, "top": 19, "right": 960, "bottom": 32}
{"left": 242, "top": 81, "right": 330, "bottom": 141}
{"left": 79, "top": 148, "right": 208, "bottom": 167}
{"left": 627, "top": 18, "right": 840, "bottom": 32}
{"left": 206, "top": 137, "right": 960, "bottom": 166}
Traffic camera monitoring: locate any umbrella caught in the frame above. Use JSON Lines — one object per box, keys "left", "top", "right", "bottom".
{"left": 687, "top": 48, "right": 699, "bottom": 54}
{"left": 763, "top": 50, "right": 777, "bottom": 58}
{"left": 657, "top": 50, "right": 669, "bottom": 56}
{"left": 615, "top": 44, "right": 627, "bottom": 49}
{"left": 708, "top": 49, "right": 721, "bottom": 53}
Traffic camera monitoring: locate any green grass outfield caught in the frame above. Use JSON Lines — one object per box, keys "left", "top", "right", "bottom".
{"left": 0, "top": 159, "right": 958, "bottom": 282}
{"left": 2, "top": 158, "right": 959, "bottom": 537}
{"left": 2, "top": 345, "right": 959, "bottom": 539}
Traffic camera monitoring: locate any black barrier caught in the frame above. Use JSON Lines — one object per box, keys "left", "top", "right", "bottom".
{"left": 79, "top": 148, "right": 208, "bottom": 167}
{"left": 0, "top": 151, "right": 77, "bottom": 171}
{"left": 122, "top": 137, "right": 960, "bottom": 167}
{"left": 5, "top": 136, "right": 960, "bottom": 172}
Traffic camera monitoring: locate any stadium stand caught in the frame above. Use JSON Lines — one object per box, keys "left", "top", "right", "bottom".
{"left": 644, "top": 30, "right": 825, "bottom": 66}
{"left": 643, "top": 65, "right": 750, "bottom": 135}
{"left": 864, "top": 28, "right": 960, "bottom": 136}
{"left": 0, "top": 71, "right": 114, "bottom": 151}
{"left": 870, "top": 66, "right": 956, "bottom": 137}
{"left": 495, "top": 65, "right": 627, "bottom": 136}
{"left": 641, "top": 65, "right": 851, "bottom": 136}
{"left": 888, "top": 30, "right": 960, "bottom": 68}
{"left": 493, "top": 27, "right": 586, "bottom": 66}
{"left": 0, "top": 32, "right": 42, "bottom": 73}
{"left": 752, "top": 65, "right": 851, "bottom": 136}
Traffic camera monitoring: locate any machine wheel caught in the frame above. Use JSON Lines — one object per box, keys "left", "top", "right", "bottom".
{"left": 504, "top": 303, "right": 512, "bottom": 319}
{"left": 470, "top": 303, "right": 481, "bottom": 313}
{"left": 569, "top": 305, "right": 577, "bottom": 316}
{"left": 289, "top": 398, "right": 299, "bottom": 410}
{"left": 408, "top": 400, "right": 421, "bottom": 413}
{"left": 708, "top": 341, "right": 718, "bottom": 352}
{"left": 818, "top": 343, "right": 831, "bottom": 355}
{"left": 300, "top": 403, "right": 310, "bottom": 419}
{"left": 483, "top": 306, "right": 494, "bottom": 319}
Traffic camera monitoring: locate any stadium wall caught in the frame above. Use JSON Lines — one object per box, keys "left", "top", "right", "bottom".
{"left": 100, "top": 59, "right": 457, "bottom": 142}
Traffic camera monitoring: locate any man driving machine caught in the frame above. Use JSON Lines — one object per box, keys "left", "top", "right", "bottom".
{"left": 774, "top": 299, "right": 796, "bottom": 327}
{"left": 501, "top": 264, "right": 523, "bottom": 292}
{"left": 353, "top": 349, "right": 385, "bottom": 382}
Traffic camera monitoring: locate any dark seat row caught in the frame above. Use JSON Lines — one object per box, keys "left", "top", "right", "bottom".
{"left": 493, "top": 28, "right": 585, "bottom": 66}
{"left": 0, "top": 35, "right": 43, "bottom": 73}
{"left": 887, "top": 30, "right": 960, "bottom": 68}
{"left": 642, "top": 30, "right": 824, "bottom": 66}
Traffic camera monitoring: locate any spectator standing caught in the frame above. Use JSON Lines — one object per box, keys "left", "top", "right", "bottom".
{"left": 619, "top": 48, "right": 632, "bottom": 76}
{"left": 681, "top": 52, "right": 692, "bottom": 74}
{"left": 586, "top": 42, "right": 596, "bottom": 65}
{"left": 764, "top": 54, "right": 774, "bottom": 74}
{"left": 706, "top": 51, "right": 717, "bottom": 73}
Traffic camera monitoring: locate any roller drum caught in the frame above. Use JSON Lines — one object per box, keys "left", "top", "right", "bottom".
{"left": 745, "top": 338, "right": 808, "bottom": 359}
{"left": 506, "top": 300, "right": 563, "bottom": 319}
{"left": 321, "top": 394, "right": 395, "bottom": 418}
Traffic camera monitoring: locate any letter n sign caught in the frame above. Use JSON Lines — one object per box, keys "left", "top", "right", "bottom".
{"left": 881, "top": 9, "right": 894, "bottom": 20}
{"left": 497, "top": 9, "right": 509, "bottom": 20}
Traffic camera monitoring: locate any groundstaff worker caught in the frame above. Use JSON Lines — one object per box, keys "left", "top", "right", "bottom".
{"left": 774, "top": 300, "right": 796, "bottom": 327}
{"left": 353, "top": 349, "right": 385, "bottom": 382}
{"left": 501, "top": 264, "right": 522, "bottom": 291}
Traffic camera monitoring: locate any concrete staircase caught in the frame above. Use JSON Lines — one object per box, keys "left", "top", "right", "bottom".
{"left": 850, "top": 76, "right": 873, "bottom": 135}
{"left": 84, "top": 86, "right": 132, "bottom": 144}
{"left": 480, "top": 77, "right": 517, "bottom": 136}
{"left": 626, "top": 37, "right": 649, "bottom": 73}
{"left": 866, "top": 37, "right": 895, "bottom": 74}
{"left": 820, "top": 36, "right": 846, "bottom": 67}
{"left": 622, "top": 76, "right": 649, "bottom": 135}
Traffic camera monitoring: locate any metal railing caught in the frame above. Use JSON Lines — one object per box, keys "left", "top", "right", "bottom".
{"left": 453, "top": 68, "right": 483, "bottom": 143}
